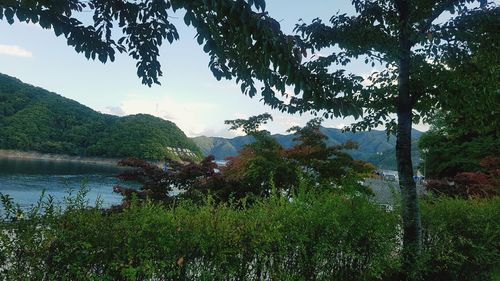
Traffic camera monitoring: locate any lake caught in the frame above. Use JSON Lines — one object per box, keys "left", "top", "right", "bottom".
{"left": 0, "top": 158, "right": 128, "bottom": 209}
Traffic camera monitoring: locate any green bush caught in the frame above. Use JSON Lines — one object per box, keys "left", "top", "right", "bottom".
{"left": 1, "top": 192, "right": 498, "bottom": 280}
{"left": 0, "top": 191, "right": 399, "bottom": 280}
{"left": 419, "top": 197, "right": 500, "bottom": 281}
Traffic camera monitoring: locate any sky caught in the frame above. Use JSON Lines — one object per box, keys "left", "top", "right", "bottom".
{"left": 0, "top": 0, "right": 428, "bottom": 137}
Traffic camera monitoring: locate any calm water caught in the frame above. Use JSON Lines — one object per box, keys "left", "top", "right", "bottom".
{"left": 0, "top": 158, "right": 128, "bottom": 209}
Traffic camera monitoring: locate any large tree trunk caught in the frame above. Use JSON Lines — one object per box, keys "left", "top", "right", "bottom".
{"left": 396, "top": 0, "right": 422, "bottom": 279}
{"left": 396, "top": 105, "right": 422, "bottom": 278}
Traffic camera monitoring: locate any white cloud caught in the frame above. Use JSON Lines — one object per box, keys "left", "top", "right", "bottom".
{"left": 103, "top": 106, "right": 126, "bottom": 116}
{"left": 413, "top": 123, "right": 430, "bottom": 132}
{"left": 0, "top": 44, "right": 32, "bottom": 57}
{"left": 273, "top": 115, "right": 302, "bottom": 130}
{"left": 101, "top": 94, "right": 217, "bottom": 137}
{"left": 198, "top": 127, "right": 244, "bottom": 138}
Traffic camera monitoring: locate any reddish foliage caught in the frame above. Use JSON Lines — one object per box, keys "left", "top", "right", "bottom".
{"left": 425, "top": 157, "right": 499, "bottom": 198}
{"left": 113, "top": 156, "right": 222, "bottom": 206}
{"left": 113, "top": 119, "right": 377, "bottom": 205}
{"left": 480, "top": 156, "right": 500, "bottom": 177}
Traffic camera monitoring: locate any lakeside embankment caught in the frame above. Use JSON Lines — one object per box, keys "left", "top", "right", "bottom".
{"left": 0, "top": 149, "right": 121, "bottom": 167}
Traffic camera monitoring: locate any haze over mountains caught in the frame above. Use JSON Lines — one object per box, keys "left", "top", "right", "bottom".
{"left": 0, "top": 73, "right": 422, "bottom": 169}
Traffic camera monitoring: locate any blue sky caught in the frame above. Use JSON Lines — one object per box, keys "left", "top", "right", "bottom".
{"left": 0, "top": 1, "right": 425, "bottom": 137}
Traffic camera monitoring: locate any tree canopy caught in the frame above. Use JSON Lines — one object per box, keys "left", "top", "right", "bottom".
{"left": 416, "top": 3, "right": 499, "bottom": 179}
{"left": 295, "top": 1, "right": 498, "bottom": 133}
{"left": 293, "top": 1, "right": 498, "bottom": 276}
{"left": 115, "top": 114, "right": 374, "bottom": 204}
{"left": 0, "top": 0, "right": 360, "bottom": 116}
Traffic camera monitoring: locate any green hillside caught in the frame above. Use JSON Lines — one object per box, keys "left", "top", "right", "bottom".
{"left": 192, "top": 128, "right": 423, "bottom": 170}
{"left": 0, "top": 73, "right": 202, "bottom": 160}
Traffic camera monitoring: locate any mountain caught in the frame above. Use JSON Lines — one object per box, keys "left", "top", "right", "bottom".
{"left": 0, "top": 73, "right": 202, "bottom": 160}
{"left": 192, "top": 128, "right": 423, "bottom": 170}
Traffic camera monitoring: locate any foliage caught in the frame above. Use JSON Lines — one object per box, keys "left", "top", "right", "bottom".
{"left": 0, "top": 189, "right": 400, "bottom": 281}
{"left": 415, "top": 9, "right": 499, "bottom": 197}
{"left": 113, "top": 156, "right": 220, "bottom": 206}
{"left": 2, "top": 1, "right": 498, "bottom": 276}
{"left": 419, "top": 197, "right": 500, "bottom": 281}
{"left": 1, "top": 189, "right": 499, "bottom": 280}
{"left": 114, "top": 115, "right": 374, "bottom": 204}
{"left": 1, "top": 0, "right": 349, "bottom": 119}
{"left": 286, "top": 118, "right": 375, "bottom": 184}
{"left": 419, "top": 131, "right": 499, "bottom": 178}
{"left": 221, "top": 113, "right": 296, "bottom": 197}
{"left": 294, "top": 1, "right": 498, "bottom": 133}
{"left": 417, "top": 5, "right": 500, "bottom": 179}
{"left": 0, "top": 73, "right": 202, "bottom": 160}
{"left": 220, "top": 115, "right": 373, "bottom": 198}
{"left": 424, "top": 157, "right": 499, "bottom": 198}
{"left": 224, "top": 113, "right": 273, "bottom": 136}
{"left": 294, "top": 2, "right": 499, "bottom": 271}
{"left": 114, "top": 154, "right": 252, "bottom": 205}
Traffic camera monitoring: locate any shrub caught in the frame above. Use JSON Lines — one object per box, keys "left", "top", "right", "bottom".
{"left": 0, "top": 190, "right": 399, "bottom": 280}
{"left": 424, "top": 156, "right": 499, "bottom": 198}
{"left": 419, "top": 197, "right": 500, "bottom": 281}
{"left": 1, "top": 191, "right": 498, "bottom": 280}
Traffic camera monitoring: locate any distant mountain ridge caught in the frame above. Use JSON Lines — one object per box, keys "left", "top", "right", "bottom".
{"left": 0, "top": 73, "right": 422, "bottom": 168}
{"left": 0, "top": 73, "right": 201, "bottom": 160}
{"left": 192, "top": 128, "right": 423, "bottom": 170}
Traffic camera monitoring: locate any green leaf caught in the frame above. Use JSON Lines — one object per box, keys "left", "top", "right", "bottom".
{"left": 167, "top": 32, "right": 174, "bottom": 43}
{"left": 5, "top": 8, "right": 14, "bottom": 24}
{"left": 196, "top": 34, "right": 203, "bottom": 45}
{"left": 183, "top": 12, "right": 192, "bottom": 26}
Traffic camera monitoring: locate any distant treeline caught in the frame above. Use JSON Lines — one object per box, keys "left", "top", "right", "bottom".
{"left": 0, "top": 73, "right": 201, "bottom": 160}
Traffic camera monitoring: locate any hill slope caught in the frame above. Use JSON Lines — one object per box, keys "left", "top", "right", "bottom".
{"left": 0, "top": 73, "right": 201, "bottom": 160}
{"left": 192, "top": 128, "right": 423, "bottom": 170}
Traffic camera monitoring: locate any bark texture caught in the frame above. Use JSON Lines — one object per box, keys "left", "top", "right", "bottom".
{"left": 396, "top": 0, "right": 423, "bottom": 279}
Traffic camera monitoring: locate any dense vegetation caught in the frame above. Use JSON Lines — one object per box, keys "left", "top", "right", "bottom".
{"left": 1, "top": 190, "right": 498, "bottom": 281}
{"left": 416, "top": 18, "right": 499, "bottom": 198}
{"left": 418, "top": 113, "right": 499, "bottom": 198}
{"left": 292, "top": 2, "right": 499, "bottom": 273}
{"left": 1, "top": 1, "right": 498, "bottom": 279}
{"left": 0, "top": 73, "right": 202, "bottom": 160}
{"left": 417, "top": 26, "right": 500, "bottom": 180}
{"left": 193, "top": 128, "right": 423, "bottom": 170}
{"left": 113, "top": 116, "right": 374, "bottom": 205}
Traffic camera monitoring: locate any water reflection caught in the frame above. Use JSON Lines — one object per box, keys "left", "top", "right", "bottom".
{"left": 0, "top": 157, "right": 123, "bottom": 175}
{"left": 0, "top": 158, "right": 130, "bottom": 209}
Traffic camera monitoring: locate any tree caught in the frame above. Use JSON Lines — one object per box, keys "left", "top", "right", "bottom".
{"left": 1, "top": 1, "right": 363, "bottom": 114}
{"left": 113, "top": 155, "right": 220, "bottom": 206}
{"left": 0, "top": 1, "right": 301, "bottom": 96}
{"left": 3, "top": 0, "right": 498, "bottom": 277}
{"left": 223, "top": 113, "right": 299, "bottom": 196}
{"left": 115, "top": 114, "right": 374, "bottom": 204}
{"left": 419, "top": 114, "right": 499, "bottom": 179}
{"left": 418, "top": 8, "right": 500, "bottom": 178}
{"left": 293, "top": 1, "right": 498, "bottom": 277}
{"left": 286, "top": 117, "right": 374, "bottom": 187}
{"left": 423, "top": 156, "right": 500, "bottom": 198}
{"left": 223, "top": 114, "right": 373, "bottom": 196}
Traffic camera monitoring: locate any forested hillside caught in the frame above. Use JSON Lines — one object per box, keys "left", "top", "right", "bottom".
{"left": 192, "top": 128, "right": 423, "bottom": 170}
{"left": 0, "top": 73, "right": 201, "bottom": 160}
{"left": 0, "top": 72, "right": 421, "bottom": 167}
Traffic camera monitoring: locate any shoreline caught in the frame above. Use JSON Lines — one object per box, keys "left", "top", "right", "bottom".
{"left": 0, "top": 149, "right": 121, "bottom": 166}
